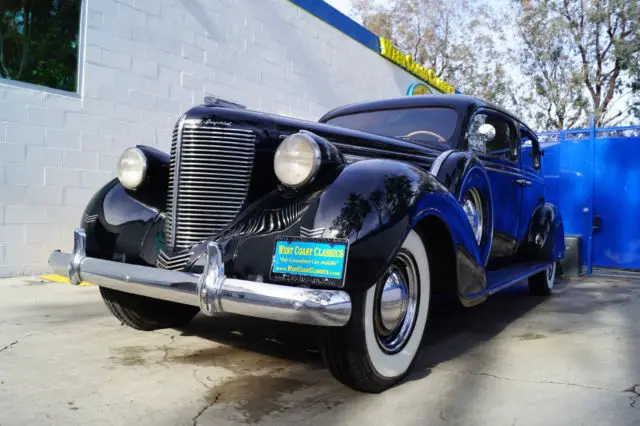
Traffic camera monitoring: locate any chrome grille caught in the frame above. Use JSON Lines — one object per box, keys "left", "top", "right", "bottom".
{"left": 164, "top": 119, "right": 256, "bottom": 251}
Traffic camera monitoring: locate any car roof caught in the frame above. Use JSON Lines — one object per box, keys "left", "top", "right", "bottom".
{"left": 320, "top": 94, "right": 537, "bottom": 137}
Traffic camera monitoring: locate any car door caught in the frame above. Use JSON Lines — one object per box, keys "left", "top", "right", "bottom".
{"left": 467, "top": 110, "right": 522, "bottom": 267}
{"left": 518, "top": 127, "right": 545, "bottom": 244}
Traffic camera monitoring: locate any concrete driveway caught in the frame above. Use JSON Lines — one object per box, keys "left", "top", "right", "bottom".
{"left": 0, "top": 275, "right": 639, "bottom": 425}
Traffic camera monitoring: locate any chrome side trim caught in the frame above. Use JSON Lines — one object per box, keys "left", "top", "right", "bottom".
{"left": 481, "top": 158, "right": 545, "bottom": 184}
{"left": 484, "top": 166, "right": 523, "bottom": 178}
{"left": 429, "top": 149, "right": 455, "bottom": 176}
{"left": 49, "top": 229, "right": 352, "bottom": 327}
{"left": 157, "top": 250, "right": 191, "bottom": 270}
{"left": 82, "top": 214, "right": 98, "bottom": 224}
{"left": 300, "top": 226, "right": 325, "bottom": 238}
{"left": 342, "top": 153, "right": 369, "bottom": 163}
{"left": 333, "top": 142, "right": 437, "bottom": 164}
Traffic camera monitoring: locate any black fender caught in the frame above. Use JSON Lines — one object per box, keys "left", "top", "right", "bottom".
{"left": 301, "top": 158, "right": 487, "bottom": 300}
{"left": 516, "top": 203, "right": 565, "bottom": 262}
{"left": 79, "top": 145, "right": 170, "bottom": 265}
{"left": 80, "top": 178, "right": 162, "bottom": 267}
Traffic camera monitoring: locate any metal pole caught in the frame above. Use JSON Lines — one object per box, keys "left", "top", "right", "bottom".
{"left": 586, "top": 115, "right": 596, "bottom": 275}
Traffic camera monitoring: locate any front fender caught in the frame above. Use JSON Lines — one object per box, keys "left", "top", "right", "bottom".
{"left": 305, "top": 159, "right": 485, "bottom": 294}
{"left": 81, "top": 179, "right": 162, "bottom": 266}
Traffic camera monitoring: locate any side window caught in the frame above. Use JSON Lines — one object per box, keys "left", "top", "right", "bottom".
{"left": 520, "top": 130, "right": 541, "bottom": 171}
{"left": 468, "top": 113, "right": 517, "bottom": 162}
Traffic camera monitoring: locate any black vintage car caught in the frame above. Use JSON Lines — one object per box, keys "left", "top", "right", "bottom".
{"left": 49, "top": 94, "right": 564, "bottom": 393}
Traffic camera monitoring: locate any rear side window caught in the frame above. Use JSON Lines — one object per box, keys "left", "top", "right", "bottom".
{"left": 324, "top": 107, "right": 459, "bottom": 146}
{"left": 521, "top": 130, "right": 541, "bottom": 171}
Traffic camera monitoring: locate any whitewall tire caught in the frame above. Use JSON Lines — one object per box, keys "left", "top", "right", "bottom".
{"left": 528, "top": 261, "right": 557, "bottom": 296}
{"left": 321, "top": 230, "right": 431, "bottom": 393}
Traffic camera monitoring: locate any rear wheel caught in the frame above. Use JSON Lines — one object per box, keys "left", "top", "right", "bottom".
{"left": 321, "top": 230, "right": 431, "bottom": 393}
{"left": 99, "top": 287, "right": 199, "bottom": 331}
{"left": 528, "top": 262, "right": 557, "bottom": 296}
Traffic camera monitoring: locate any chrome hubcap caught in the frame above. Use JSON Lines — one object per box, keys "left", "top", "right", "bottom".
{"left": 374, "top": 250, "right": 419, "bottom": 354}
{"left": 379, "top": 269, "right": 409, "bottom": 333}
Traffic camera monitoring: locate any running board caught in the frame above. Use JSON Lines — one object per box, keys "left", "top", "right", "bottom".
{"left": 486, "top": 261, "right": 552, "bottom": 295}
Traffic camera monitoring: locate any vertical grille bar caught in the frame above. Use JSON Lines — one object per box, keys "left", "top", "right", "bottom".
{"left": 164, "top": 115, "right": 186, "bottom": 249}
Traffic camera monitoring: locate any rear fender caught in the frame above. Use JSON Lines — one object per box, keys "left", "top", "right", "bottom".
{"left": 517, "top": 203, "right": 565, "bottom": 262}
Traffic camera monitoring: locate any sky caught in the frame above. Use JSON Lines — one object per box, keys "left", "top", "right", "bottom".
{"left": 322, "top": 0, "right": 633, "bottom": 125}
{"left": 323, "top": 0, "right": 382, "bottom": 18}
{"left": 324, "top": 0, "right": 511, "bottom": 18}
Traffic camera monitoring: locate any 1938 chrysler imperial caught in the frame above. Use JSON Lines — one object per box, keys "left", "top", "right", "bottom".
{"left": 49, "top": 94, "right": 564, "bottom": 393}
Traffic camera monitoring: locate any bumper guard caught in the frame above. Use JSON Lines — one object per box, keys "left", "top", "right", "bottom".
{"left": 47, "top": 229, "right": 352, "bottom": 327}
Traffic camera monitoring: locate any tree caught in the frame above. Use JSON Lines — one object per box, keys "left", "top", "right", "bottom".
{"left": 513, "top": 0, "right": 639, "bottom": 128}
{"left": 514, "top": 0, "right": 588, "bottom": 130}
{"left": 350, "top": 0, "right": 517, "bottom": 110}
{"left": 561, "top": 0, "right": 639, "bottom": 126}
{"left": 0, "top": 0, "right": 82, "bottom": 92}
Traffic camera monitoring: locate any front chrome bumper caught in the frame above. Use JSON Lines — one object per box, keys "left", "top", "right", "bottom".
{"left": 47, "top": 229, "right": 352, "bottom": 327}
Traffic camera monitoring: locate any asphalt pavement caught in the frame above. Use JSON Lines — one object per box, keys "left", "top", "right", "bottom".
{"left": 0, "top": 274, "right": 639, "bottom": 425}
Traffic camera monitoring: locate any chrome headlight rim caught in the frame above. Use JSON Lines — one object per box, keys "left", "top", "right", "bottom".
{"left": 462, "top": 187, "right": 484, "bottom": 244}
{"left": 117, "top": 147, "right": 148, "bottom": 190}
{"left": 274, "top": 132, "right": 322, "bottom": 189}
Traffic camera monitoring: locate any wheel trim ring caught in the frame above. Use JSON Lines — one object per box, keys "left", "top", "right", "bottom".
{"left": 373, "top": 249, "right": 420, "bottom": 354}
{"left": 467, "top": 187, "right": 484, "bottom": 244}
{"left": 547, "top": 262, "right": 556, "bottom": 288}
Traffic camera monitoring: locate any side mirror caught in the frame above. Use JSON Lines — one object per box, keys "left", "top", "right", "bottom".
{"left": 468, "top": 123, "right": 496, "bottom": 154}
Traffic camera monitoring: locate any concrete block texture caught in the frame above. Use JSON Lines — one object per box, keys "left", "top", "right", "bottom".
{"left": 0, "top": 0, "right": 420, "bottom": 276}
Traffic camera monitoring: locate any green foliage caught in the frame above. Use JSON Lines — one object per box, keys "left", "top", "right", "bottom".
{"left": 512, "top": 0, "right": 589, "bottom": 130}
{"left": 350, "top": 0, "right": 520, "bottom": 115}
{"left": 0, "top": 0, "right": 82, "bottom": 92}
{"left": 350, "top": 0, "right": 639, "bottom": 129}
{"left": 513, "top": 0, "right": 638, "bottom": 128}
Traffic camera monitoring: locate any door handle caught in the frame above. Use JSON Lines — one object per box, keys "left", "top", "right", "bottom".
{"left": 593, "top": 215, "right": 601, "bottom": 231}
{"left": 513, "top": 179, "right": 532, "bottom": 186}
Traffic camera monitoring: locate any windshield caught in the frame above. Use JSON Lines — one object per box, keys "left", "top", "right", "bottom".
{"left": 324, "top": 107, "right": 459, "bottom": 146}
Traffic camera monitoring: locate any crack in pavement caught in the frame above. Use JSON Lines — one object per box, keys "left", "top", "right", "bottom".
{"left": 0, "top": 340, "right": 18, "bottom": 354}
{"left": 161, "top": 335, "right": 176, "bottom": 363}
{"left": 192, "top": 393, "right": 221, "bottom": 426}
{"left": 623, "top": 384, "right": 639, "bottom": 409}
{"left": 431, "top": 366, "right": 617, "bottom": 392}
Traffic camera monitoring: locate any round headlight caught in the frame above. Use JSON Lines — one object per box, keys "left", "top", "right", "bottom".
{"left": 117, "top": 148, "right": 147, "bottom": 190}
{"left": 274, "top": 132, "right": 321, "bottom": 188}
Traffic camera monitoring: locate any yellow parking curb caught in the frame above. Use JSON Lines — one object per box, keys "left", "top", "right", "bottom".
{"left": 40, "top": 274, "right": 94, "bottom": 287}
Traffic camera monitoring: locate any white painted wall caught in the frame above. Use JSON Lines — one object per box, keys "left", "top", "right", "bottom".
{"left": 0, "top": 0, "right": 424, "bottom": 276}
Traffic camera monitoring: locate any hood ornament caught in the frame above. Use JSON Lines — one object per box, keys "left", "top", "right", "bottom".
{"left": 203, "top": 95, "right": 246, "bottom": 109}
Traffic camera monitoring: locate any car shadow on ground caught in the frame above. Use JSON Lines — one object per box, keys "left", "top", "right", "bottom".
{"left": 177, "top": 279, "right": 561, "bottom": 381}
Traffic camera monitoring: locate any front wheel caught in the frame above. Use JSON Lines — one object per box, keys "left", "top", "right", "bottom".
{"left": 100, "top": 287, "right": 200, "bottom": 331}
{"left": 321, "top": 230, "right": 431, "bottom": 393}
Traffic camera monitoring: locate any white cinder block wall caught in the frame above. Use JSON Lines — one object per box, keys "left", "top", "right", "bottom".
{"left": 0, "top": 0, "right": 423, "bottom": 277}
